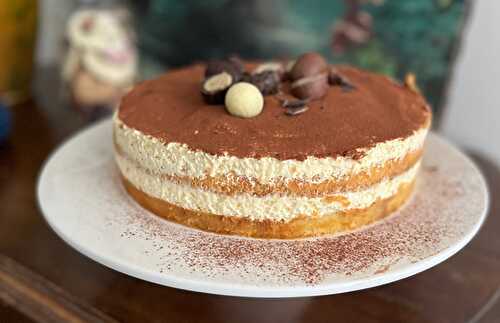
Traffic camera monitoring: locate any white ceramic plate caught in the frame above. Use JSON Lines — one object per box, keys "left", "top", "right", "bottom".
{"left": 38, "top": 119, "right": 488, "bottom": 298}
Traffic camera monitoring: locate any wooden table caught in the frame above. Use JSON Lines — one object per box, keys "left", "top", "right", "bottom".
{"left": 1, "top": 100, "right": 499, "bottom": 323}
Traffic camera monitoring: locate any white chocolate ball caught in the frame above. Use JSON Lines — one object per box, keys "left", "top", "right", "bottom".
{"left": 225, "top": 82, "right": 264, "bottom": 118}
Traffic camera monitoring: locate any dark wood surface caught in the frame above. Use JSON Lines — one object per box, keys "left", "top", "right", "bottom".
{"left": 0, "top": 100, "right": 499, "bottom": 323}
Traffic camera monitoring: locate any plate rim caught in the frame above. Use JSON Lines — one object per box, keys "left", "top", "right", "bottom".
{"left": 37, "top": 119, "right": 489, "bottom": 298}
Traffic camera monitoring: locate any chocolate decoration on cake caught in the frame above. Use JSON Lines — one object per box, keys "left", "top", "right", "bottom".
{"left": 329, "top": 68, "right": 356, "bottom": 92}
{"left": 247, "top": 70, "right": 280, "bottom": 95}
{"left": 252, "top": 62, "right": 286, "bottom": 80}
{"left": 281, "top": 98, "right": 310, "bottom": 109}
{"left": 205, "top": 58, "right": 244, "bottom": 83}
{"left": 291, "top": 73, "right": 329, "bottom": 100}
{"left": 289, "top": 52, "right": 329, "bottom": 81}
{"left": 201, "top": 72, "right": 233, "bottom": 104}
{"left": 284, "top": 105, "right": 309, "bottom": 116}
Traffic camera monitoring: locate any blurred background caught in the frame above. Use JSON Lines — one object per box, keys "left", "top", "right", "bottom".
{"left": 0, "top": 0, "right": 497, "bottom": 171}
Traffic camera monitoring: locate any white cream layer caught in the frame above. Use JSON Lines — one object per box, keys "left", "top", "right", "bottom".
{"left": 114, "top": 115, "right": 427, "bottom": 184}
{"left": 117, "top": 153, "right": 420, "bottom": 222}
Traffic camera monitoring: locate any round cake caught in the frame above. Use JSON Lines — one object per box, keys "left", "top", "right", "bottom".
{"left": 114, "top": 55, "right": 431, "bottom": 238}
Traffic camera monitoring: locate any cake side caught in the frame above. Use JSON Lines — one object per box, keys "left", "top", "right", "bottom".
{"left": 115, "top": 145, "right": 420, "bottom": 222}
{"left": 121, "top": 176, "right": 415, "bottom": 239}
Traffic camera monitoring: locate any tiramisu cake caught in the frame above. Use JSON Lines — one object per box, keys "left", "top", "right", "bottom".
{"left": 114, "top": 52, "right": 431, "bottom": 239}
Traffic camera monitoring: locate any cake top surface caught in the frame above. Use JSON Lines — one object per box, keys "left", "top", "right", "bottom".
{"left": 118, "top": 63, "right": 431, "bottom": 160}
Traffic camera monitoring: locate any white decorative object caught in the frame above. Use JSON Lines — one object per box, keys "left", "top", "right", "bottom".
{"left": 225, "top": 82, "right": 264, "bottom": 118}
{"left": 63, "top": 9, "right": 137, "bottom": 110}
